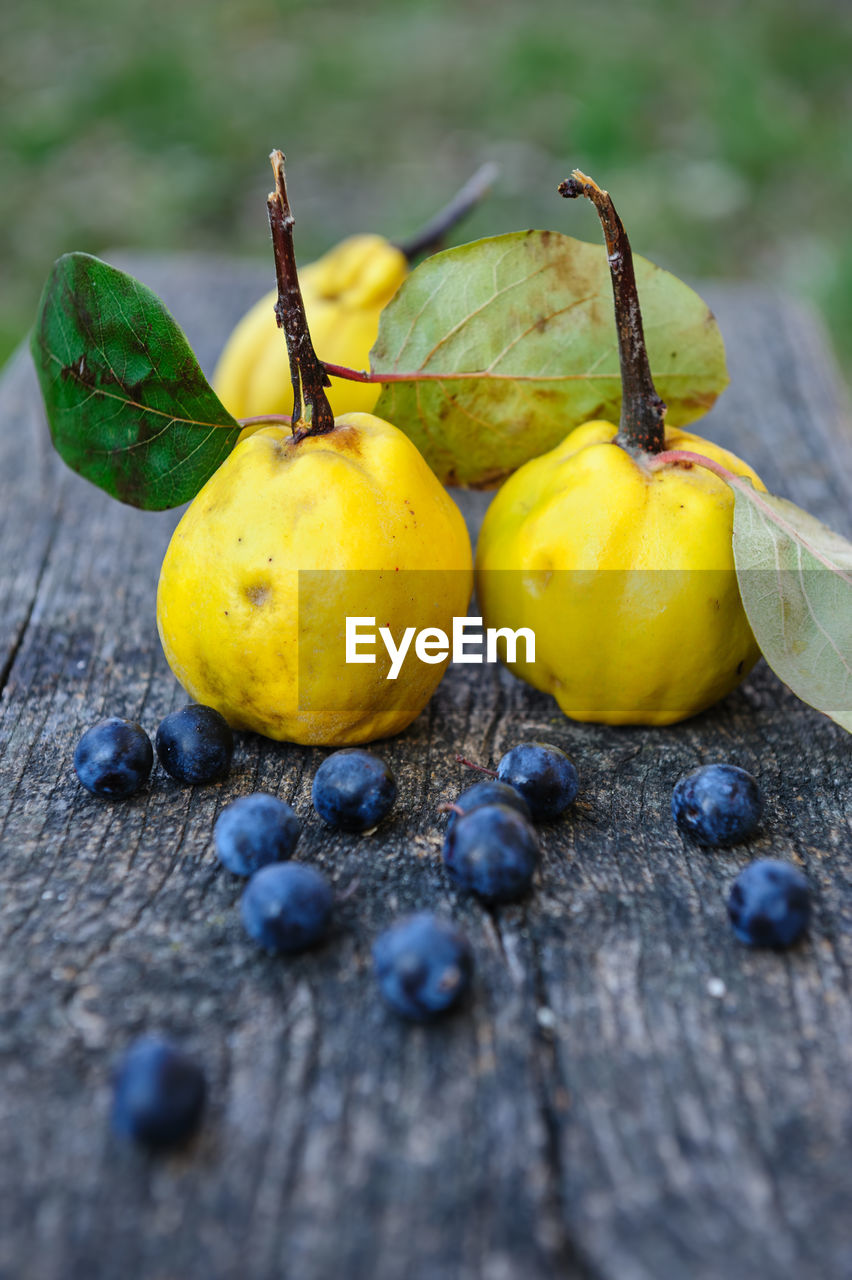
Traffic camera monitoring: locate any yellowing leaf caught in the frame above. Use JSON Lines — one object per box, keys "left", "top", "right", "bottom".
{"left": 731, "top": 480, "right": 852, "bottom": 731}
{"left": 371, "top": 231, "right": 729, "bottom": 487}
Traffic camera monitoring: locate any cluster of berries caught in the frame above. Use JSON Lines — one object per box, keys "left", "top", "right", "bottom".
{"left": 75, "top": 712, "right": 812, "bottom": 1149}
{"left": 671, "top": 763, "right": 810, "bottom": 948}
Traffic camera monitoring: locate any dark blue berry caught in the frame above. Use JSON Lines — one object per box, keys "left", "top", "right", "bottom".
{"left": 240, "top": 862, "right": 333, "bottom": 954}
{"left": 496, "top": 742, "right": 579, "bottom": 821}
{"left": 111, "top": 1037, "right": 206, "bottom": 1147}
{"left": 448, "top": 780, "right": 531, "bottom": 830}
{"left": 214, "top": 793, "right": 300, "bottom": 877}
{"left": 672, "top": 764, "right": 762, "bottom": 846}
{"left": 311, "top": 749, "right": 396, "bottom": 832}
{"left": 727, "top": 859, "right": 810, "bottom": 948}
{"left": 443, "top": 804, "right": 538, "bottom": 903}
{"left": 373, "top": 913, "right": 473, "bottom": 1022}
{"left": 73, "top": 717, "right": 153, "bottom": 798}
{"left": 155, "top": 704, "right": 234, "bottom": 785}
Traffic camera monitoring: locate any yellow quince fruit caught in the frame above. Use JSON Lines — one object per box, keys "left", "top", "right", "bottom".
{"left": 212, "top": 234, "right": 407, "bottom": 419}
{"left": 476, "top": 170, "right": 764, "bottom": 726}
{"left": 157, "top": 411, "right": 472, "bottom": 744}
{"left": 158, "top": 154, "right": 473, "bottom": 746}
{"left": 476, "top": 420, "right": 764, "bottom": 724}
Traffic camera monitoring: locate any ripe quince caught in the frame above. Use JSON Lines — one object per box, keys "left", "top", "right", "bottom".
{"left": 157, "top": 154, "right": 472, "bottom": 746}
{"left": 475, "top": 172, "right": 764, "bottom": 726}
{"left": 476, "top": 420, "right": 764, "bottom": 724}
{"left": 157, "top": 412, "right": 472, "bottom": 744}
{"left": 213, "top": 234, "right": 407, "bottom": 419}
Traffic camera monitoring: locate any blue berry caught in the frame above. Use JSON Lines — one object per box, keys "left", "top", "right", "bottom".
{"left": 672, "top": 764, "right": 762, "bottom": 846}
{"left": 443, "top": 804, "right": 538, "bottom": 903}
{"left": 155, "top": 704, "right": 234, "bottom": 785}
{"left": 373, "top": 913, "right": 473, "bottom": 1022}
{"left": 727, "top": 859, "right": 810, "bottom": 948}
{"left": 73, "top": 717, "right": 153, "bottom": 798}
{"left": 214, "top": 793, "right": 300, "bottom": 877}
{"left": 448, "top": 780, "right": 531, "bottom": 830}
{"left": 496, "top": 743, "right": 579, "bottom": 821}
{"left": 240, "top": 862, "right": 333, "bottom": 954}
{"left": 312, "top": 749, "right": 396, "bottom": 832}
{"left": 111, "top": 1037, "right": 206, "bottom": 1147}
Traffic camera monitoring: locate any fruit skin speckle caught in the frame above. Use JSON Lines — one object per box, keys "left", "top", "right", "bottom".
{"left": 373, "top": 913, "right": 473, "bottom": 1022}
{"left": 497, "top": 743, "right": 579, "bottom": 821}
{"left": 73, "top": 717, "right": 153, "bottom": 798}
{"left": 214, "top": 793, "right": 300, "bottom": 877}
{"left": 443, "top": 804, "right": 538, "bottom": 903}
{"left": 240, "top": 862, "right": 333, "bottom": 954}
{"left": 727, "top": 859, "right": 811, "bottom": 948}
{"left": 312, "top": 749, "right": 397, "bottom": 832}
{"left": 672, "top": 763, "right": 762, "bottom": 846}
{"left": 155, "top": 704, "right": 234, "bottom": 785}
{"left": 111, "top": 1037, "right": 206, "bottom": 1148}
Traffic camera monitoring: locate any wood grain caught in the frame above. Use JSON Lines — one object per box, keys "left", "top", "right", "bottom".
{"left": 0, "top": 256, "right": 849, "bottom": 1280}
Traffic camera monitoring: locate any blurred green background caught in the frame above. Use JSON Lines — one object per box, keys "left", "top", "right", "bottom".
{"left": 2, "top": 0, "right": 852, "bottom": 373}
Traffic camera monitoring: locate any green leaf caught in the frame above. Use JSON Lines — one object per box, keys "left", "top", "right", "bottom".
{"left": 371, "top": 231, "right": 729, "bottom": 487}
{"left": 30, "top": 253, "right": 241, "bottom": 510}
{"left": 730, "top": 479, "right": 852, "bottom": 731}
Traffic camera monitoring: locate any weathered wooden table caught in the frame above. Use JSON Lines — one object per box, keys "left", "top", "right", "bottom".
{"left": 0, "top": 256, "right": 850, "bottom": 1280}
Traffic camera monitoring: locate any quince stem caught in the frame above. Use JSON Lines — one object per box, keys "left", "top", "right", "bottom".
{"left": 396, "top": 162, "right": 500, "bottom": 261}
{"left": 266, "top": 149, "right": 335, "bottom": 439}
{"left": 558, "top": 171, "right": 667, "bottom": 456}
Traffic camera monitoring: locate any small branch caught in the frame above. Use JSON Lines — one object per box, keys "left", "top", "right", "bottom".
{"left": 324, "top": 361, "right": 495, "bottom": 387}
{"left": 455, "top": 754, "right": 498, "bottom": 778}
{"left": 321, "top": 360, "right": 488, "bottom": 386}
{"left": 238, "top": 414, "right": 293, "bottom": 428}
{"left": 322, "top": 362, "right": 377, "bottom": 384}
{"left": 648, "top": 449, "right": 736, "bottom": 483}
{"left": 321, "top": 361, "right": 469, "bottom": 386}
{"left": 559, "top": 170, "right": 666, "bottom": 455}
{"left": 267, "top": 149, "right": 335, "bottom": 438}
{"left": 396, "top": 162, "right": 500, "bottom": 262}
{"left": 437, "top": 803, "right": 465, "bottom": 817}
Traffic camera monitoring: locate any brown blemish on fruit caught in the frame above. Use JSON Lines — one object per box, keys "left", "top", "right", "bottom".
{"left": 245, "top": 583, "right": 271, "bottom": 607}
{"left": 197, "top": 659, "right": 225, "bottom": 700}
{"left": 238, "top": 689, "right": 286, "bottom": 729}
{"left": 329, "top": 424, "right": 362, "bottom": 457}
